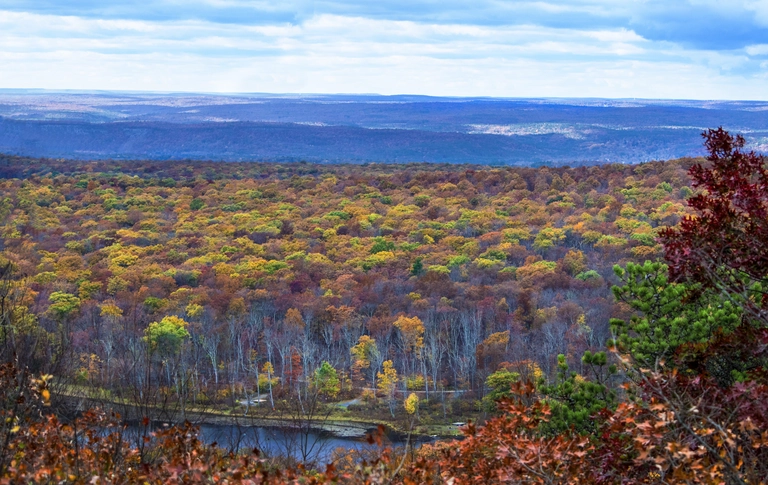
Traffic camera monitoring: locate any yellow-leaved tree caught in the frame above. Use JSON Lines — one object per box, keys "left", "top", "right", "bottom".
{"left": 404, "top": 392, "right": 419, "bottom": 416}
{"left": 377, "top": 360, "right": 399, "bottom": 417}
{"left": 393, "top": 315, "right": 424, "bottom": 377}
{"left": 351, "top": 334, "right": 380, "bottom": 389}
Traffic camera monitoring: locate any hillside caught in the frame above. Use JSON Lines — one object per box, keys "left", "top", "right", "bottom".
{"left": 1, "top": 92, "right": 767, "bottom": 164}
{"left": 1, "top": 132, "right": 768, "bottom": 482}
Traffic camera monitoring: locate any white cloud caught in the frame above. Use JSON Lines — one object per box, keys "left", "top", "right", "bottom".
{"left": 0, "top": 7, "right": 765, "bottom": 99}
{"left": 741, "top": 1, "right": 768, "bottom": 26}
{"left": 746, "top": 44, "right": 768, "bottom": 56}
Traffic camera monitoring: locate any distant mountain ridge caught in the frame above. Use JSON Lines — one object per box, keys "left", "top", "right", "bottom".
{"left": 0, "top": 92, "right": 766, "bottom": 165}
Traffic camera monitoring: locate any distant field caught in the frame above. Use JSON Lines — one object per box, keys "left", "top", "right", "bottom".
{"left": 0, "top": 92, "right": 767, "bottom": 164}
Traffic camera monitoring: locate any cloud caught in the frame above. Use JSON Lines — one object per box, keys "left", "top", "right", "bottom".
{"left": 0, "top": 1, "right": 766, "bottom": 98}
{"left": 0, "top": 10, "right": 653, "bottom": 60}
{"left": 4, "top": 0, "right": 767, "bottom": 48}
{"left": 746, "top": 44, "right": 768, "bottom": 56}
{"left": 628, "top": 1, "right": 768, "bottom": 50}
{"left": 3, "top": 1, "right": 768, "bottom": 52}
{"left": 2, "top": 44, "right": 764, "bottom": 101}
{"left": 0, "top": 1, "right": 305, "bottom": 24}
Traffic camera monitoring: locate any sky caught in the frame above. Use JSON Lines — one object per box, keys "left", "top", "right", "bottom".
{"left": 0, "top": 1, "right": 767, "bottom": 99}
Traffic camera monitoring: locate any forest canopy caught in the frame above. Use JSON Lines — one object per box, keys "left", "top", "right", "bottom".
{"left": 0, "top": 153, "right": 692, "bottom": 391}
{"left": 1, "top": 131, "right": 766, "bottom": 483}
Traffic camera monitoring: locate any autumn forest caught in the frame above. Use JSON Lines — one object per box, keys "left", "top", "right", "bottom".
{"left": 1, "top": 129, "right": 767, "bottom": 483}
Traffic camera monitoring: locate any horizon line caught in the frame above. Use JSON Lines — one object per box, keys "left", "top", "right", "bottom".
{"left": 1, "top": 88, "right": 767, "bottom": 104}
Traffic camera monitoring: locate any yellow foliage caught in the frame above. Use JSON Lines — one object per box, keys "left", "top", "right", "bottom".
{"left": 528, "top": 362, "right": 544, "bottom": 382}
{"left": 393, "top": 315, "right": 424, "bottom": 353}
{"left": 377, "top": 360, "right": 398, "bottom": 397}
{"left": 99, "top": 302, "right": 123, "bottom": 318}
{"left": 351, "top": 335, "right": 378, "bottom": 369}
{"left": 185, "top": 303, "right": 204, "bottom": 318}
{"left": 516, "top": 260, "right": 557, "bottom": 280}
{"left": 404, "top": 392, "right": 419, "bottom": 415}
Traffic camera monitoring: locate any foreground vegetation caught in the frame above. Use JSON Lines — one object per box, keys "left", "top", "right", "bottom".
{"left": 0, "top": 128, "right": 767, "bottom": 482}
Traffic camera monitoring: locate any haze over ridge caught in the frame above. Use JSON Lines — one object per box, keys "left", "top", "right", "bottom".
{"left": 1, "top": 92, "right": 766, "bottom": 164}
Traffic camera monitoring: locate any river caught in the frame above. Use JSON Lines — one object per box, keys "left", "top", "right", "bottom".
{"left": 122, "top": 420, "right": 430, "bottom": 466}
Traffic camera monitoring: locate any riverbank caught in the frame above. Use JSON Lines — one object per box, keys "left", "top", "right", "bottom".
{"left": 54, "top": 385, "right": 465, "bottom": 442}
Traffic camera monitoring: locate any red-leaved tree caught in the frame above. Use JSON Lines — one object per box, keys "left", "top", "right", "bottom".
{"left": 660, "top": 128, "right": 768, "bottom": 317}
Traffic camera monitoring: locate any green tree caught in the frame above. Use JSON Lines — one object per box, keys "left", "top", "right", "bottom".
{"left": 77, "top": 281, "right": 102, "bottom": 300}
{"left": 47, "top": 292, "right": 80, "bottom": 320}
{"left": 482, "top": 368, "right": 519, "bottom": 412}
{"left": 610, "top": 261, "right": 741, "bottom": 370}
{"left": 539, "top": 354, "right": 616, "bottom": 434}
{"left": 410, "top": 257, "right": 424, "bottom": 276}
{"left": 533, "top": 227, "right": 566, "bottom": 252}
{"left": 144, "top": 315, "right": 190, "bottom": 356}
{"left": 370, "top": 237, "right": 395, "bottom": 254}
{"left": 313, "top": 361, "right": 340, "bottom": 399}
{"left": 190, "top": 198, "right": 204, "bottom": 210}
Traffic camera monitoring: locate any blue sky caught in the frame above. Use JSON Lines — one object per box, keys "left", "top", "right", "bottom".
{"left": 0, "top": 1, "right": 767, "bottom": 99}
